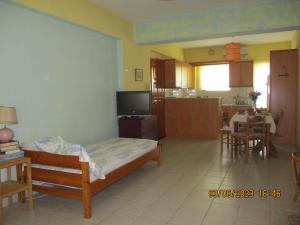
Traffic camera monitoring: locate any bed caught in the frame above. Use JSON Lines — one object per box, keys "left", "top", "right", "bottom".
{"left": 21, "top": 138, "right": 161, "bottom": 218}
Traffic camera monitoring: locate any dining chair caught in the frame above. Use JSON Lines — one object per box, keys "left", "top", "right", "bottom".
{"left": 220, "top": 126, "right": 231, "bottom": 153}
{"left": 231, "top": 116, "right": 266, "bottom": 163}
{"left": 291, "top": 152, "right": 300, "bottom": 201}
{"left": 273, "top": 109, "right": 284, "bottom": 137}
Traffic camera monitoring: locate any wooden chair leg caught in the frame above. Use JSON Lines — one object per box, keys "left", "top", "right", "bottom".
{"left": 262, "top": 138, "right": 266, "bottom": 159}
{"left": 227, "top": 133, "right": 230, "bottom": 150}
{"left": 231, "top": 137, "right": 234, "bottom": 159}
{"left": 220, "top": 133, "right": 224, "bottom": 153}
{"left": 245, "top": 140, "right": 249, "bottom": 163}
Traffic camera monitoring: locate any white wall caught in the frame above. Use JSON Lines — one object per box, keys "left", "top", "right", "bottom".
{"left": 0, "top": 1, "right": 118, "bottom": 145}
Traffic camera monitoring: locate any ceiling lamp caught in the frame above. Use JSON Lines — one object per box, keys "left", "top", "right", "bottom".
{"left": 225, "top": 42, "right": 241, "bottom": 60}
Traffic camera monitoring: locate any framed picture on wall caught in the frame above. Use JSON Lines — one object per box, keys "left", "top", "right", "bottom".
{"left": 135, "top": 69, "right": 143, "bottom": 81}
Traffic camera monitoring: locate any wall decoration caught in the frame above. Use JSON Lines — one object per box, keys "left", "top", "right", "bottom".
{"left": 135, "top": 69, "right": 143, "bottom": 81}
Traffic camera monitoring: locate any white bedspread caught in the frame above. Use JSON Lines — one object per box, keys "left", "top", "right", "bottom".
{"left": 85, "top": 138, "right": 158, "bottom": 177}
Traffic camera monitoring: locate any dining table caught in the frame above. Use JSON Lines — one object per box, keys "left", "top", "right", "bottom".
{"left": 229, "top": 111, "right": 277, "bottom": 157}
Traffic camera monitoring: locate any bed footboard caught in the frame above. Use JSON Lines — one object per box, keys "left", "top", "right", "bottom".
{"left": 23, "top": 150, "right": 91, "bottom": 218}
{"left": 23, "top": 145, "right": 161, "bottom": 219}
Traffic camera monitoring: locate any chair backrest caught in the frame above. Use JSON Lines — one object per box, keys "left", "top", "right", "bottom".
{"left": 236, "top": 115, "right": 266, "bottom": 134}
{"left": 274, "top": 110, "right": 284, "bottom": 126}
{"left": 222, "top": 112, "right": 229, "bottom": 126}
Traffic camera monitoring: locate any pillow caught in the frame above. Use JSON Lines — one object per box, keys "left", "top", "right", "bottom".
{"left": 34, "top": 136, "right": 69, "bottom": 154}
{"left": 21, "top": 136, "right": 105, "bottom": 179}
{"left": 21, "top": 136, "right": 67, "bottom": 153}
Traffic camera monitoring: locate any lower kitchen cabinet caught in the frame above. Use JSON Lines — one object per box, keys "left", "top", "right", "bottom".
{"left": 152, "top": 98, "right": 166, "bottom": 139}
{"left": 165, "top": 98, "right": 220, "bottom": 139}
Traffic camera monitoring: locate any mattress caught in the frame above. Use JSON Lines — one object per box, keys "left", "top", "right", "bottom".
{"left": 85, "top": 138, "right": 158, "bottom": 178}
{"left": 29, "top": 138, "right": 157, "bottom": 182}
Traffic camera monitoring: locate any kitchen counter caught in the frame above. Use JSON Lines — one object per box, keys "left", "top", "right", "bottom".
{"left": 165, "top": 98, "right": 220, "bottom": 139}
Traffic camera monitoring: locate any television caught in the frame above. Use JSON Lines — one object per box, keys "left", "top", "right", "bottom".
{"left": 117, "top": 91, "right": 152, "bottom": 116}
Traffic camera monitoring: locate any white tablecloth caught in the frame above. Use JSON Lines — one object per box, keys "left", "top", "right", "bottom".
{"left": 229, "top": 112, "right": 276, "bottom": 134}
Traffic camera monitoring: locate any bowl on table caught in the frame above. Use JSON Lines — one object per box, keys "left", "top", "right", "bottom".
{"left": 247, "top": 108, "right": 255, "bottom": 115}
{"left": 260, "top": 108, "right": 269, "bottom": 115}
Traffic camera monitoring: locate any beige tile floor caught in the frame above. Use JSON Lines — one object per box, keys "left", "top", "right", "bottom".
{"left": 4, "top": 138, "right": 300, "bottom": 225}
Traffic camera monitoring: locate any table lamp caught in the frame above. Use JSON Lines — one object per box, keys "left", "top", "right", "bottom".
{"left": 0, "top": 106, "right": 18, "bottom": 143}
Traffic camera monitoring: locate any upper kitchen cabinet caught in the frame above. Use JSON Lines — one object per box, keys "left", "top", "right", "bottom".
{"left": 164, "top": 59, "right": 194, "bottom": 88}
{"left": 187, "top": 64, "right": 195, "bottom": 89}
{"left": 229, "top": 60, "right": 253, "bottom": 87}
{"left": 164, "top": 59, "right": 181, "bottom": 88}
{"left": 151, "top": 58, "right": 165, "bottom": 89}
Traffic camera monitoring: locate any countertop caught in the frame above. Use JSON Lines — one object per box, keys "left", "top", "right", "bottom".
{"left": 164, "top": 97, "right": 220, "bottom": 100}
{"left": 221, "top": 104, "right": 251, "bottom": 107}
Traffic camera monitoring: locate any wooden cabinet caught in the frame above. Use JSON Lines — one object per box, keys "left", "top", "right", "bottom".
{"left": 270, "top": 49, "right": 298, "bottom": 145}
{"left": 165, "top": 98, "right": 220, "bottom": 139}
{"left": 151, "top": 58, "right": 165, "bottom": 89}
{"left": 187, "top": 65, "right": 195, "bottom": 89}
{"left": 152, "top": 98, "right": 165, "bottom": 139}
{"left": 229, "top": 61, "right": 253, "bottom": 87}
{"left": 164, "top": 59, "right": 194, "bottom": 88}
{"left": 164, "top": 59, "right": 177, "bottom": 88}
{"left": 118, "top": 116, "right": 158, "bottom": 140}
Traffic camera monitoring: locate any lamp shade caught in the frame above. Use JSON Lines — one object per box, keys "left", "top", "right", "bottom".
{"left": 0, "top": 106, "right": 17, "bottom": 125}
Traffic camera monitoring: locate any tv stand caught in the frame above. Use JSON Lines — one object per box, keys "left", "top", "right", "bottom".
{"left": 118, "top": 115, "right": 158, "bottom": 140}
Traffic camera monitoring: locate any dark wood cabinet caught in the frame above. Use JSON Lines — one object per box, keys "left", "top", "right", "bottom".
{"left": 164, "top": 59, "right": 179, "bottom": 88}
{"left": 229, "top": 60, "right": 253, "bottom": 87}
{"left": 270, "top": 49, "right": 298, "bottom": 145}
{"left": 118, "top": 116, "right": 159, "bottom": 140}
{"left": 151, "top": 58, "right": 165, "bottom": 89}
{"left": 152, "top": 98, "right": 165, "bottom": 139}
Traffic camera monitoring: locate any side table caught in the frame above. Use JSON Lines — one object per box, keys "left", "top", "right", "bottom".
{"left": 0, "top": 157, "right": 33, "bottom": 224}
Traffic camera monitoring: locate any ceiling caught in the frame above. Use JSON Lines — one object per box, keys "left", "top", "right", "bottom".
{"left": 91, "top": 0, "right": 277, "bottom": 22}
{"left": 175, "top": 31, "right": 296, "bottom": 49}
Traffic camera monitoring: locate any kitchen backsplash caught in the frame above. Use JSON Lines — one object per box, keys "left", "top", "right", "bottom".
{"left": 165, "top": 87, "right": 253, "bottom": 105}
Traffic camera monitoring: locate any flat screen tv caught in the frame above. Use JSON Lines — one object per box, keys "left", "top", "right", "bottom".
{"left": 117, "top": 91, "right": 152, "bottom": 116}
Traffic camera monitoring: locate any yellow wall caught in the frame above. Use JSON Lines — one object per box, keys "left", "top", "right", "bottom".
{"left": 14, "top": 0, "right": 184, "bottom": 91}
{"left": 184, "top": 42, "right": 291, "bottom": 63}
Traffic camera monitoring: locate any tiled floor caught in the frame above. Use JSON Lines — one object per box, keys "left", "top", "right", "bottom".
{"left": 4, "top": 138, "right": 300, "bottom": 225}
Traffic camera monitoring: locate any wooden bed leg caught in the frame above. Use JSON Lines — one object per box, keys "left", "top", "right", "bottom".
{"left": 156, "top": 145, "right": 162, "bottom": 167}
{"left": 81, "top": 162, "right": 91, "bottom": 219}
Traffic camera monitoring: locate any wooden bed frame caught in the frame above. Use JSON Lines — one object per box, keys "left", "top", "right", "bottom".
{"left": 22, "top": 145, "right": 161, "bottom": 218}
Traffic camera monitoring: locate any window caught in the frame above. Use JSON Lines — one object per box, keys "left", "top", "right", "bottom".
{"left": 198, "top": 64, "right": 230, "bottom": 91}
